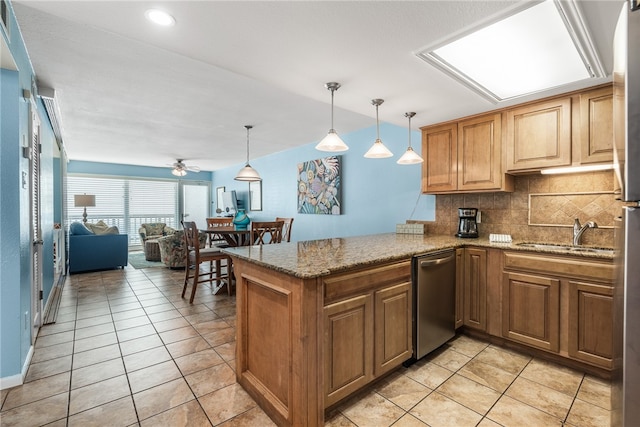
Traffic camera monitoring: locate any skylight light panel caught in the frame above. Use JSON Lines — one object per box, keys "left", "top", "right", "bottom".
{"left": 416, "top": 0, "right": 603, "bottom": 103}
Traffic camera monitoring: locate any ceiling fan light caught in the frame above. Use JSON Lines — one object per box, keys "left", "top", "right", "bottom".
{"left": 316, "top": 129, "right": 349, "bottom": 152}
{"left": 364, "top": 139, "right": 393, "bottom": 158}
{"left": 397, "top": 147, "right": 424, "bottom": 164}
{"left": 234, "top": 164, "right": 262, "bottom": 181}
{"left": 172, "top": 167, "right": 187, "bottom": 177}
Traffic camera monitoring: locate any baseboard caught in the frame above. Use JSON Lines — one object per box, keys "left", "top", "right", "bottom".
{"left": 43, "top": 274, "right": 66, "bottom": 325}
{"left": 0, "top": 345, "right": 33, "bottom": 390}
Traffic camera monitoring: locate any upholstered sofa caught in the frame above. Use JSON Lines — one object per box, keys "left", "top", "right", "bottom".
{"left": 69, "top": 221, "right": 128, "bottom": 273}
{"left": 157, "top": 230, "right": 207, "bottom": 268}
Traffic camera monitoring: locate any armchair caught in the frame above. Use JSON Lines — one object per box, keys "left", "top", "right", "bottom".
{"left": 157, "top": 230, "right": 207, "bottom": 268}
{"left": 139, "top": 223, "right": 176, "bottom": 261}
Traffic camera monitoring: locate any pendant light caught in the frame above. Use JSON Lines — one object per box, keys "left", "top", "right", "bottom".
{"left": 397, "top": 112, "right": 423, "bottom": 164}
{"left": 316, "top": 82, "right": 349, "bottom": 152}
{"left": 234, "top": 125, "right": 262, "bottom": 181}
{"left": 364, "top": 99, "right": 393, "bottom": 158}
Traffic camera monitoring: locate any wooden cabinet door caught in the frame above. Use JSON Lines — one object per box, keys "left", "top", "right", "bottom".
{"left": 422, "top": 123, "right": 457, "bottom": 193}
{"left": 502, "top": 272, "right": 560, "bottom": 352}
{"left": 568, "top": 281, "right": 614, "bottom": 368}
{"left": 506, "top": 97, "right": 572, "bottom": 171}
{"left": 463, "top": 248, "right": 487, "bottom": 331}
{"left": 374, "top": 282, "right": 412, "bottom": 377}
{"left": 579, "top": 86, "right": 613, "bottom": 164}
{"left": 457, "top": 113, "right": 503, "bottom": 191}
{"left": 324, "top": 294, "right": 373, "bottom": 407}
{"left": 455, "top": 249, "right": 464, "bottom": 329}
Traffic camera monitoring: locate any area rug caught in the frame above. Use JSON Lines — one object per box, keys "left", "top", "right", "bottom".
{"left": 128, "top": 251, "right": 165, "bottom": 269}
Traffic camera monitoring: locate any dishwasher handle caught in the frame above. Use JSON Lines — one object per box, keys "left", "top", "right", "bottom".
{"left": 419, "top": 254, "right": 455, "bottom": 268}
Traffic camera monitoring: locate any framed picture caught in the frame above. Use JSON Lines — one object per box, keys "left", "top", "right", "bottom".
{"left": 297, "top": 155, "right": 341, "bottom": 215}
{"left": 249, "top": 181, "right": 262, "bottom": 211}
{"left": 216, "top": 186, "right": 225, "bottom": 212}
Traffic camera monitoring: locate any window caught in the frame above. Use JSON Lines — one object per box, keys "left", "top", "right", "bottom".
{"left": 67, "top": 176, "right": 179, "bottom": 246}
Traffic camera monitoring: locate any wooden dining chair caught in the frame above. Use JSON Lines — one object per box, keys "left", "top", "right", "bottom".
{"left": 206, "top": 217, "right": 233, "bottom": 247}
{"left": 275, "top": 217, "right": 294, "bottom": 242}
{"left": 251, "top": 221, "right": 284, "bottom": 245}
{"left": 182, "top": 221, "right": 233, "bottom": 303}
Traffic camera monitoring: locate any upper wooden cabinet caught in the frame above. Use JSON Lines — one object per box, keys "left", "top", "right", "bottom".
{"left": 421, "top": 113, "right": 514, "bottom": 194}
{"left": 422, "top": 122, "right": 457, "bottom": 193}
{"left": 505, "top": 97, "right": 572, "bottom": 172}
{"left": 579, "top": 85, "right": 614, "bottom": 164}
{"left": 420, "top": 84, "right": 613, "bottom": 184}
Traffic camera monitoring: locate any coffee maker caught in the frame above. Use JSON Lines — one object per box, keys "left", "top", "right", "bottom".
{"left": 456, "top": 208, "right": 479, "bottom": 238}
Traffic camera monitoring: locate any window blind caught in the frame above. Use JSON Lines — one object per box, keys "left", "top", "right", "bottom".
{"left": 67, "top": 176, "right": 178, "bottom": 246}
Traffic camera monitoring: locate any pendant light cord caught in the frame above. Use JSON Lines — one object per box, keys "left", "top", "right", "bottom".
{"left": 245, "top": 125, "right": 252, "bottom": 164}
{"left": 375, "top": 104, "right": 380, "bottom": 140}
{"left": 330, "top": 88, "right": 335, "bottom": 130}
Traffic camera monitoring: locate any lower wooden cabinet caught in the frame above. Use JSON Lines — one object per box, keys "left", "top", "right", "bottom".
{"left": 502, "top": 272, "right": 560, "bottom": 352}
{"left": 502, "top": 251, "right": 614, "bottom": 370}
{"left": 324, "top": 294, "right": 373, "bottom": 406}
{"left": 374, "top": 282, "right": 412, "bottom": 377}
{"left": 323, "top": 261, "right": 412, "bottom": 407}
{"left": 455, "top": 249, "right": 464, "bottom": 329}
{"left": 463, "top": 248, "right": 487, "bottom": 331}
{"left": 568, "top": 281, "right": 614, "bottom": 368}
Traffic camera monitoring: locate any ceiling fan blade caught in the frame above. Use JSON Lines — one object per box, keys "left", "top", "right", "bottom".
{"left": 186, "top": 165, "right": 200, "bottom": 172}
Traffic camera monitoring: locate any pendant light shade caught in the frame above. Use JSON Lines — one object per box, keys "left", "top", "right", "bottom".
{"left": 397, "top": 112, "right": 424, "bottom": 165}
{"left": 364, "top": 99, "right": 393, "bottom": 158}
{"left": 316, "top": 82, "right": 349, "bottom": 152}
{"left": 234, "top": 125, "right": 262, "bottom": 182}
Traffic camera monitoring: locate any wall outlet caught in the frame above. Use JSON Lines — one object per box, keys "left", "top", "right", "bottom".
{"left": 477, "top": 211, "right": 482, "bottom": 223}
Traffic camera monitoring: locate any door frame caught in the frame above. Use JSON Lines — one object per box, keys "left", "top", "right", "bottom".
{"left": 179, "top": 180, "right": 211, "bottom": 228}
{"left": 29, "top": 102, "right": 43, "bottom": 343}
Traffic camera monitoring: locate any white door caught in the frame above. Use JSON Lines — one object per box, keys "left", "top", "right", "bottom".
{"left": 30, "top": 106, "right": 43, "bottom": 343}
{"left": 180, "top": 182, "right": 210, "bottom": 230}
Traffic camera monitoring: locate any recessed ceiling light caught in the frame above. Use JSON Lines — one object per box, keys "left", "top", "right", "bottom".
{"left": 416, "top": 0, "right": 605, "bottom": 103}
{"left": 144, "top": 9, "right": 175, "bottom": 27}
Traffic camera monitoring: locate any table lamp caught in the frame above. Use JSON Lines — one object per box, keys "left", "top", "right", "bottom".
{"left": 74, "top": 194, "right": 96, "bottom": 223}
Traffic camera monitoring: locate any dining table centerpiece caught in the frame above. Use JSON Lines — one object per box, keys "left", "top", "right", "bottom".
{"left": 232, "top": 209, "right": 251, "bottom": 230}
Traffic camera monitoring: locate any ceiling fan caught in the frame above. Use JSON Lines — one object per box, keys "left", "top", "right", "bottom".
{"left": 169, "top": 159, "right": 200, "bottom": 176}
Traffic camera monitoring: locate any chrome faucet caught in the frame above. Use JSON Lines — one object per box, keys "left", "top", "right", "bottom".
{"left": 573, "top": 218, "right": 598, "bottom": 246}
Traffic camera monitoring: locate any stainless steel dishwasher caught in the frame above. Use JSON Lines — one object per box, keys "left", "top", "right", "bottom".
{"left": 412, "top": 250, "right": 456, "bottom": 360}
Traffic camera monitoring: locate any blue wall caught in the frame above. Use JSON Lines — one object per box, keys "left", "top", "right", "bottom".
{"left": 213, "top": 123, "right": 435, "bottom": 242}
{"left": 1, "top": 1, "right": 58, "bottom": 383}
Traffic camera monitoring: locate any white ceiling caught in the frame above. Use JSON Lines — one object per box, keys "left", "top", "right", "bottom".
{"left": 11, "top": 0, "right": 622, "bottom": 173}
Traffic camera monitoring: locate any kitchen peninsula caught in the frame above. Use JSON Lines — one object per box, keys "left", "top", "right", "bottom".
{"left": 223, "top": 233, "right": 614, "bottom": 426}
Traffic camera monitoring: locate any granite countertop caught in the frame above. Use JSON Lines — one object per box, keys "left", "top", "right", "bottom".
{"left": 221, "top": 233, "right": 614, "bottom": 279}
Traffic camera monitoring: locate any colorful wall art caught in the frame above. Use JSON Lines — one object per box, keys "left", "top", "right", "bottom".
{"left": 297, "top": 156, "right": 342, "bottom": 215}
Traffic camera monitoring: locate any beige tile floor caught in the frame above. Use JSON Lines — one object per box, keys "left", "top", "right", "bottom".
{"left": 0, "top": 263, "right": 612, "bottom": 427}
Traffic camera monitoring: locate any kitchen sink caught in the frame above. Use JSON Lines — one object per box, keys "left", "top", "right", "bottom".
{"left": 516, "top": 243, "right": 615, "bottom": 255}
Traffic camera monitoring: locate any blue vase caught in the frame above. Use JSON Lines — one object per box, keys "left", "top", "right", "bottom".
{"left": 233, "top": 209, "right": 250, "bottom": 230}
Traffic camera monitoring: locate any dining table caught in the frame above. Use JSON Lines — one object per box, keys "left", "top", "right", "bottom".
{"left": 205, "top": 226, "right": 252, "bottom": 248}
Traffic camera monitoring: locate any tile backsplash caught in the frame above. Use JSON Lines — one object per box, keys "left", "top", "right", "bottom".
{"left": 410, "top": 171, "right": 619, "bottom": 248}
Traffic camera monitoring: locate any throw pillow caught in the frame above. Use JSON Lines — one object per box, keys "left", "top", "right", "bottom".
{"left": 102, "top": 226, "right": 120, "bottom": 235}
{"left": 70, "top": 222, "right": 93, "bottom": 235}
{"left": 86, "top": 221, "right": 120, "bottom": 235}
